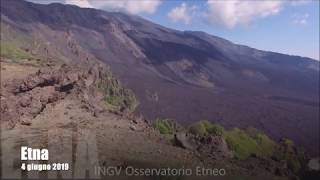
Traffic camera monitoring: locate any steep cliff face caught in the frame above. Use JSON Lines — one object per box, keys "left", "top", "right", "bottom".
{"left": 1, "top": 0, "right": 319, "bottom": 155}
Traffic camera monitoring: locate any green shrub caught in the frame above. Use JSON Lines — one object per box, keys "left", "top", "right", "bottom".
{"left": 98, "top": 76, "right": 138, "bottom": 113}
{"left": 224, "top": 128, "right": 275, "bottom": 160}
{"left": 105, "top": 94, "right": 125, "bottom": 107}
{"left": 224, "top": 128, "right": 259, "bottom": 160}
{"left": 278, "top": 138, "right": 303, "bottom": 173}
{"left": 188, "top": 121, "right": 207, "bottom": 136}
{"left": 153, "top": 119, "right": 179, "bottom": 135}
{"left": 206, "top": 123, "right": 225, "bottom": 136}
{"left": 245, "top": 127, "right": 275, "bottom": 157}
{"left": 188, "top": 120, "right": 225, "bottom": 136}
{"left": 187, "top": 123, "right": 275, "bottom": 160}
{"left": 157, "top": 119, "right": 290, "bottom": 163}
{"left": 254, "top": 134, "right": 275, "bottom": 157}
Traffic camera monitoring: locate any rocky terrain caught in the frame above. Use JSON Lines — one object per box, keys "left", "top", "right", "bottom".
{"left": 1, "top": 59, "right": 317, "bottom": 179}
{"left": 0, "top": 61, "right": 196, "bottom": 178}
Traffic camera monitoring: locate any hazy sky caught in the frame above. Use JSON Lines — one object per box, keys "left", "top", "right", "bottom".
{"left": 26, "top": 0, "right": 319, "bottom": 60}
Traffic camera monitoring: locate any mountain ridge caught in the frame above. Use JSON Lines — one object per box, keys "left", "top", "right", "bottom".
{"left": 9, "top": 0, "right": 320, "bottom": 62}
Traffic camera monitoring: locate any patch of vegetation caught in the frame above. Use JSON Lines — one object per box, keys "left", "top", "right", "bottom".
{"left": 188, "top": 120, "right": 225, "bottom": 136}
{"left": 276, "top": 138, "right": 304, "bottom": 173}
{"left": 187, "top": 122, "right": 275, "bottom": 160}
{"left": 224, "top": 128, "right": 260, "bottom": 160}
{"left": 153, "top": 118, "right": 180, "bottom": 135}
{"left": 1, "top": 43, "right": 34, "bottom": 61}
{"left": 245, "top": 127, "right": 275, "bottom": 157}
{"left": 224, "top": 127, "right": 275, "bottom": 160}
{"left": 98, "top": 73, "right": 138, "bottom": 113}
{"left": 253, "top": 134, "right": 275, "bottom": 157}
{"left": 203, "top": 121, "right": 225, "bottom": 136}
{"left": 155, "top": 118, "right": 303, "bottom": 168}
{"left": 188, "top": 121, "right": 207, "bottom": 136}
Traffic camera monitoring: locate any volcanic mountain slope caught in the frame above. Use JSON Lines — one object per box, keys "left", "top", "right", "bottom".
{"left": 0, "top": 61, "right": 196, "bottom": 179}
{"left": 2, "top": 61, "right": 306, "bottom": 179}
{"left": 4, "top": 53, "right": 319, "bottom": 179}
{"left": 1, "top": 0, "right": 319, "bottom": 155}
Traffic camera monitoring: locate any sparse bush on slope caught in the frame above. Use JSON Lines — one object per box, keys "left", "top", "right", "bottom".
{"left": 275, "top": 138, "right": 305, "bottom": 173}
{"left": 188, "top": 121, "right": 207, "bottom": 136}
{"left": 153, "top": 118, "right": 180, "bottom": 135}
{"left": 153, "top": 118, "right": 304, "bottom": 169}
{"left": 203, "top": 120, "right": 225, "bottom": 136}
{"left": 187, "top": 121, "right": 275, "bottom": 160}
{"left": 97, "top": 69, "right": 138, "bottom": 113}
{"left": 224, "top": 127, "right": 275, "bottom": 160}
{"left": 224, "top": 128, "right": 260, "bottom": 160}
{"left": 188, "top": 120, "right": 225, "bottom": 136}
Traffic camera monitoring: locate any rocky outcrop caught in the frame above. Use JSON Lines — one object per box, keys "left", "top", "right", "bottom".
{"left": 174, "top": 132, "right": 233, "bottom": 159}
{"left": 0, "top": 64, "right": 138, "bottom": 128}
{"left": 174, "top": 133, "right": 198, "bottom": 150}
